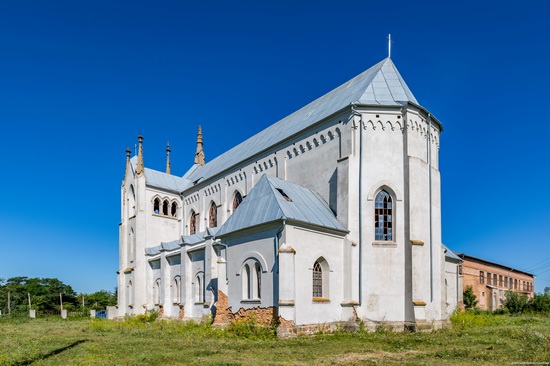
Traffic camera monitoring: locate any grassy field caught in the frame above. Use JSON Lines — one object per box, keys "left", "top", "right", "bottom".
{"left": 0, "top": 313, "right": 549, "bottom": 365}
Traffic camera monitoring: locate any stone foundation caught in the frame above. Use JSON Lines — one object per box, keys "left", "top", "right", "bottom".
{"left": 277, "top": 321, "right": 359, "bottom": 338}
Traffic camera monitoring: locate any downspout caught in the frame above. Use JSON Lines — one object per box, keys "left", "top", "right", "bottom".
{"left": 428, "top": 113, "right": 433, "bottom": 302}
{"left": 352, "top": 105, "right": 363, "bottom": 306}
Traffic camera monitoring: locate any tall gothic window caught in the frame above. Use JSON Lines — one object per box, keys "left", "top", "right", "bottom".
{"left": 171, "top": 202, "right": 177, "bottom": 217}
{"left": 233, "top": 191, "right": 243, "bottom": 211}
{"left": 375, "top": 190, "right": 393, "bottom": 241}
{"left": 312, "top": 261, "right": 323, "bottom": 298}
{"left": 241, "top": 261, "right": 262, "bottom": 300}
{"left": 162, "top": 199, "right": 169, "bottom": 215}
{"left": 189, "top": 210, "right": 197, "bottom": 235}
{"left": 209, "top": 202, "right": 217, "bottom": 228}
{"left": 153, "top": 198, "right": 160, "bottom": 214}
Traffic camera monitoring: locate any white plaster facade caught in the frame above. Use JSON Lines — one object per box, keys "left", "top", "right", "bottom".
{"left": 117, "top": 57, "right": 461, "bottom": 332}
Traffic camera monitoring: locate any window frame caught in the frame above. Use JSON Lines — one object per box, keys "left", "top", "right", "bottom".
{"left": 374, "top": 190, "right": 394, "bottom": 242}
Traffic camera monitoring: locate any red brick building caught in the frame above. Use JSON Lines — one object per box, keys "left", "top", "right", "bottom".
{"left": 459, "top": 254, "right": 535, "bottom": 311}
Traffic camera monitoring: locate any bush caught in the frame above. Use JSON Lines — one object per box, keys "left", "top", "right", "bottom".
{"left": 526, "top": 294, "right": 550, "bottom": 313}
{"left": 463, "top": 286, "right": 478, "bottom": 309}
{"left": 504, "top": 291, "right": 528, "bottom": 314}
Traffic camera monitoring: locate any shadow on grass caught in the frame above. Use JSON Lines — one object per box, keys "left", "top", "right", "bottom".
{"left": 12, "top": 339, "right": 88, "bottom": 366}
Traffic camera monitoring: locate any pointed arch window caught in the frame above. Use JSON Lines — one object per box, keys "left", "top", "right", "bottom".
{"left": 171, "top": 202, "right": 177, "bottom": 217}
{"left": 375, "top": 190, "right": 393, "bottom": 241}
{"left": 189, "top": 210, "right": 197, "bottom": 235}
{"left": 232, "top": 191, "right": 243, "bottom": 211}
{"left": 241, "top": 260, "right": 262, "bottom": 300}
{"left": 162, "top": 200, "right": 169, "bottom": 216}
{"left": 209, "top": 202, "right": 217, "bottom": 228}
{"left": 154, "top": 279, "right": 161, "bottom": 305}
{"left": 153, "top": 198, "right": 160, "bottom": 214}
{"left": 312, "top": 261, "right": 323, "bottom": 298}
{"left": 172, "top": 276, "right": 181, "bottom": 304}
{"left": 195, "top": 273, "right": 204, "bottom": 303}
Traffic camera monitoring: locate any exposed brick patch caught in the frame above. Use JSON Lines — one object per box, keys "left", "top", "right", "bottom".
{"left": 212, "top": 290, "right": 230, "bottom": 326}
{"left": 178, "top": 306, "right": 185, "bottom": 320}
{"left": 232, "top": 306, "right": 276, "bottom": 326}
{"left": 158, "top": 305, "right": 164, "bottom": 317}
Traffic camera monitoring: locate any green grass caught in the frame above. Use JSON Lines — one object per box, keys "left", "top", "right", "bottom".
{"left": 0, "top": 313, "right": 549, "bottom": 365}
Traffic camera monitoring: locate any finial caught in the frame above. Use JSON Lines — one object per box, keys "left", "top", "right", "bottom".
{"left": 136, "top": 135, "right": 144, "bottom": 175}
{"left": 125, "top": 147, "right": 131, "bottom": 160}
{"left": 387, "top": 34, "right": 392, "bottom": 59}
{"left": 165, "top": 142, "right": 171, "bottom": 175}
{"left": 194, "top": 125, "right": 205, "bottom": 166}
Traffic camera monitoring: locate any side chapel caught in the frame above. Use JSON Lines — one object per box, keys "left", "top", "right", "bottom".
{"left": 117, "top": 56, "right": 461, "bottom": 333}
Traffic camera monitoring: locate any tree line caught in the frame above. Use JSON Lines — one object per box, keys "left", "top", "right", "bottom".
{"left": 0, "top": 277, "right": 116, "bottom": 313}
{"left": 463, "top": 285, "right": 550, "bottom": 314}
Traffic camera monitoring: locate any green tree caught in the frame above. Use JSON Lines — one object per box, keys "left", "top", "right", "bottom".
{"left": 526, "top": 293, "right": 550, "bottom": 313}
{"left": 463, "top": 285, "right": 478, "bottom": 309}
{"left": 503, "top": 291, "right": 528, "bottom": 314}
{"left": 82, "top": 290, "right": 117, "bottom": 310}
{"left": 0, "top": 277, "right": 78, "bottom": 312}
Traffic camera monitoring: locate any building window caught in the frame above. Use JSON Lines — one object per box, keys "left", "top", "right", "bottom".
{"left": 504, "top": 276, "right": 508, "bottom": 288}
{"left": 189, "top": 210, "right": 197, "bottom": 235}
{"left": 480, "top": 271, "right": 484, "bottom": 284}
{"left": 487, "top": 272, "right": 491, "bottom": 285}
{"left": 375, "top": 190, "right": 393, "bottom": 241}
{"left": 499, "top": 275, "right": 503, "bottom": 287}
{"left": 514, "top": 279, "right": 518, "bottom": 290}
{"left": 195, "top": 274, "right": 204, "bottom": 303}
{"left": 153, "top": 198, "right": 160, "bottom": 214}
{"left": 233, "top": 191, "right": 243, "bottom": 211}
{"left": 493, "top": 274, "right": 497, "bottom": 287}
{"left": 162, "top": 200, "right": 169, "bottom": 216}
{"left": 171, "top": 202, "right": 177, "bottom": 217}
{"left": 241, "top": 261, "right": 262, "bottom": 300}
{"left": 154, "top": 279, "right": 161, "bottom": 305}
{"left": 209, "top": 202, "right": 217, "bottom": 228}
{"left": 172, "top": 276, "right": 180, "bottom": 304}
{"left": 312, "top": 261, "right": 323, "bottom": 298}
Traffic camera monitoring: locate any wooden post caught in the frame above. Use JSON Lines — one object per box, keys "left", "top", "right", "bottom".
{"left": 28, "top": 293, "right": 32, "bottom": 309}
{"left": 60, "top": 293, "right": 63, "bottom": 311}
{"left": 7, "top": 292, "right": 10, "bottom": 315}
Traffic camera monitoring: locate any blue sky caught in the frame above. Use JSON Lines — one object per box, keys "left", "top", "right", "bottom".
{"left": 0, "top": 0, "right": 549, "bottom": 294}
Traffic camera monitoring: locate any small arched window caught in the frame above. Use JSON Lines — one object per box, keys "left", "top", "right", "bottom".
{"left": 171, "top": 202, "right": 177, "bottom": 217}
{"left": 153, "top": 198, "right": 160, "bottom": 214}
{"left": 172, "top": 276, "right": 180, "bottom": 304}
{"left": 189, "top": 210, "right": 197, "bottom": 235}
{"left": 233, "top": 192, "right": 243, "bottom": 212}
{"left": 241, "top": 261, "right": 262, "bottom": 300}
{"left": 312, "top": 261, "right": 323, "bottom": 298}
{"left": 375, "top": 190, "right": 393, "bottom": 241}
{"left": 242, "top": 264, "right": 251, "bottom": 299}
{"left": 209, "top": 202, "right": 217, "bottom": 228}
{"left": 154, "top": 279, "right": 161, "bottom": 305}
{"left": 195, "top": 274, "right": 204, "bottom": 303}
{"left": 162, "top": 200, "right": 169, "bottom": 216}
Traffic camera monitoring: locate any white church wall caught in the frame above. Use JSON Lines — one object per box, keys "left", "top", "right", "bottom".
{"left": 285, "top": 225, "right": 347, "bottom": 325}
{"left": 223, "top": 227, "right": 278, "bottom": 313}
{"left": 187, "top": 249, "right": 206, "bottom": 319}
{"left": 360, "top": 112, "right": 407, "bottom": 323}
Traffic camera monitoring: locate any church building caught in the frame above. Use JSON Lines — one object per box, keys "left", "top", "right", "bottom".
{"left": 117, "top": 56, "right": 461, "bottom": 334}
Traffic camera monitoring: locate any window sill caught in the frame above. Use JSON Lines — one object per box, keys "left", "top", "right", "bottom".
{"left": 194, "top": 302, "right": 204, "bottom": 305}
{"left": 312, "top": 297, "right": 330, "bottom": 303}
{"left": 152, "top": 213, "right": 178, "bottom": 220}
{"left": 372, "top": 241, "right": 397, "bottom": 248}
{"left": 241, "top": 299, "right": 261, "bottom": 304}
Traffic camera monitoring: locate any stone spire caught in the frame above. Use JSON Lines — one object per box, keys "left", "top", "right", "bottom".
{"left": 136, "top": 135, "right": 144, "bottom": 175}
{"left": 194, "top": 125, "right": 205, "bottom": 166}
{"left": 165, "top": 142, "right": 171, "bottom": 175}
{"left": 124, "top": 146, "right": 131, "bottom": 178}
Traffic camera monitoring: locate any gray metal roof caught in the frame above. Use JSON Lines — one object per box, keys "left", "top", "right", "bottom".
{"left": 216, "top": 174, "right": 348, "bottom": 237}
{"left": 184, "top": 58, "right": 418, "bottom": 185}
{"left": 145, "top": 229, "right": 218, "bottom": 256}
{"left": 443, "top": 244, "right": 462, "bottom": 262}
{"left": 130, "top": 156, "right": 192, "bottom": 192}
